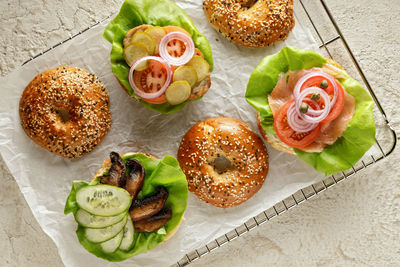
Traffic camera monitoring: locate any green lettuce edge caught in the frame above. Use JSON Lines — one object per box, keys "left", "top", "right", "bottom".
{"left": 245, "top": 46, "right": 376, "bottom": 175}
{"left": 103, "top": 0, "right": 214, "bottom": 114}
{"left": 64, "top": 153, "right": 188, "bottom": 261}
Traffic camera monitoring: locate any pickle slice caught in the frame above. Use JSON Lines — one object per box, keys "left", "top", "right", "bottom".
{"left": 165, "top": 80, "right": 191, "bottom": 105}
{"left": 130, "top": 31, "right": 156, "bottom": 55}
{"left": 173, "top": 66, "right": 198, "bottom": 87}
{"left": 144, "top": 26, "right": 166, "bottom": 54}
{"left": 123, "top": 42, "right": 150, "bottom": 70}
{"left": 186, "top": 56, "right": 210, "bottom": 82}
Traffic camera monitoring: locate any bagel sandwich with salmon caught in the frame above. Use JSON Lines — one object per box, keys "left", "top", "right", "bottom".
{"left": 103, "top": 0, "right": 213, "bottom": 114}
{"left": 245, "top": 46, "right": 375, "bottom": 175}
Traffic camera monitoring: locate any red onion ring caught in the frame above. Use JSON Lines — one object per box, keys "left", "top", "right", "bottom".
{"left": 293, "top": 71, "right": 338, "bottom": 107}
{"left": 128, "top": 56, "right": 172, "bottom": 100}
{"left": 287, "top": 101, "right": 318, "bottom": 133}
{"left": 159, "top": 32, "right": 195, "bottom": 66}
{"left": 295, "top": 87, "right": 331, "bottom": 123}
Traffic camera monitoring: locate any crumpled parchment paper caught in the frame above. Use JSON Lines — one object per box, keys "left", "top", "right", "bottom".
{"left": 0, "top": 1, "right": 331, "bottom": 266}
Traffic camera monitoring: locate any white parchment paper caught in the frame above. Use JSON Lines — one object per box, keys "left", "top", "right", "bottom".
{"left": 0, "top": 1, "right": 327, "bottom": 266}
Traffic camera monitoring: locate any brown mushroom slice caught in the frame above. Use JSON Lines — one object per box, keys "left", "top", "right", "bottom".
{"left": 100, "top": 152, "right": 126, "bottom": 187}
{"left": 134, "top": 207, "right": 172, "bottom": 233}
{"left": 124, "top": 159, "right": 145, "bottom": 199}
{"left": 129, "top": 186, "right": 168, "bottom": 222}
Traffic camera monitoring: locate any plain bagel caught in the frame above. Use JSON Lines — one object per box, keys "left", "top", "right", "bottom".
{"left": 177, "top": 117, "right": 269, "bottom": 208}
{"left": 19, "top": 66, "right": 111, "bottom": 158}
{"left": 203, "top": 0, "right": 295, "bottom": 47}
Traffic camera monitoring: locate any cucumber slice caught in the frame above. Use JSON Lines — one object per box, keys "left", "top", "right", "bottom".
{"left": 144, "top": 26, "right": 166, "bottom": 54}
{"left": 165, "top": 80, "right": 191, "bottom": 105}
{"left": 186, "top": 56, "right": 210, "bottom": 82}
{"left": 130, "top": 31, "right": 156, "bottom": 55}
{"left": 173, "top": 66, "right": 198, "bottom": 88}
{"left": 75, "top": 209, "right": 125, "bottom": 229}
{"left": 100, "top": 229, "right": 124, "bottom": 254}
{"left": 76, "top": 185, "right": 131, "bottom": 217}
{"left": 119, "top": 215, "right": 135, "bottom": 251}
{"left": 85, "top": 214, "right": 128, "bottom": 243}
{"left": 123, "top": 42, "right": 150, "bottom": 69}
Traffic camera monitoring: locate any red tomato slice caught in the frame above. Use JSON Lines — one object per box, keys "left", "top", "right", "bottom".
{"left": 141, "top": 94, "right": 167, "bottom": 104}
{"left": 274, "top": 100, "right": 321, "bottom": 148}
{"left": 163, "top": 26, "right": 191, "bottom": 58}
{"left": 167, "top": 39, "right": 186, "bottom": 58}
{"left": 133, "top": 59, "right": 168, "bottom": 104}
{"left": 164, "top": 26, "right": 191, "bottom": 36}
{"left": 300, "top": 75, "right": 345, "bottom": 122}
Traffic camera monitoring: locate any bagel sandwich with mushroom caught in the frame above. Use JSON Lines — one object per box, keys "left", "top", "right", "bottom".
{"left": 103, "top": 0, "right": 213, "bottom": 114}
{"left": 245, "top": 46, "right": 376, "bottom": 175}
{"left": 178, "top": 117, "right": 269, "bottom": 208}
{"left": 64, "top": 152, "right": 188, "bottom": 261}
{"left": 19, "top": 66, "right": 111, "bottom": 158}
{"left": 203, "top": 0, "right": 295, "bottom": 48}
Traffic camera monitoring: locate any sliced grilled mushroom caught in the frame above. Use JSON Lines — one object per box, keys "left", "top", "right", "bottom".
{"left": 124, "top": 158, "right": 145, "bottom": 199}
{"left": 134, "top": 207, "right": 172, "bottom": 233}
{"left": 129, "top": 186, "right": 168, "bottom": 222}
{"left": 100, "top": 152, "right": 126, "bottom": 187}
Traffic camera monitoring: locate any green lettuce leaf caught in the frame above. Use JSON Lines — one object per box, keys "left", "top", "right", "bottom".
{"left": 103, "top": 0, "right": 213, "bottom": 114}
{"left": 245, "top": 46, "right": 376, "bottom": 175}
{"left": 64, "top": 153, "right": 188, "bottom": 261}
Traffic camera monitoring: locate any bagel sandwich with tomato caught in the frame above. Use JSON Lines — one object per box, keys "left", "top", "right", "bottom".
{"left": 103, "top": 0, "right": 213, "bottom": 114}
{"left": 245, "top": 46, "right": 376, "bottom": 175}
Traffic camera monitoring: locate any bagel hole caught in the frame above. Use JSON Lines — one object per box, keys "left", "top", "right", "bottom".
{"left": 56, "top": 109, "right": 71, "bottom": 123}
{"left": 213, "top": 155, "right": 232, "bottom": 174}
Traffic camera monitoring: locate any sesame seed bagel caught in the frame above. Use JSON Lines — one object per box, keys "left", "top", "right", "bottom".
{"left": 178, "top": 117, "right": 269, "bottom": 208}
{"left": 19, "top": 66, "right": 111, "bottom": 158}
{"left": 120, "top": 24, "right": 211, "bottom": 102}
{"left": 203, "top": 0, "right": 295, "bottom": 47}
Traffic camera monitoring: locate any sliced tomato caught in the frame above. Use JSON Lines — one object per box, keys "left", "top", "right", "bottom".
{"left": 133, "top": 59, "right": 168, "bottom": 103}
{"left": 163, "top": 26, "right": 191, "bottom": 36}
{"left": 274, "top": 100, "right": 321, "bottom": 148}
{"left": 301, "top": 76, "right": 345, "bottom": 122}
{"left": 163, "top": 26, "right": 191, "bottom": 58}
{"left": 141, "top": 94, "right": 167, "bottom": 104}
{"left": 166, "top": 39, "right": 186, "bottom": 58}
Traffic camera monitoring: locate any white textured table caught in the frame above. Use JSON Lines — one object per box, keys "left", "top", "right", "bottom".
{"left": 1, "top": 0, "right": 399, "bottom": 266}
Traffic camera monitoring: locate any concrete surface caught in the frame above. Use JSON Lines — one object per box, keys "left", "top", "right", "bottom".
{"left": 1, "top": 0, "right": 399, "bottom": 266}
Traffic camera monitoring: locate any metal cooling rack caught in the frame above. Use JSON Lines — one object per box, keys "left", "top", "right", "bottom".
{"left": 20, "top": 0, "right": 397, "bottom": 266}
{"left": 173, "top": 0, "right": 397, "bottom": 266}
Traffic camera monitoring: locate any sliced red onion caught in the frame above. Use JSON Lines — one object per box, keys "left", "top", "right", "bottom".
{"left": 293, "top": 71, "right": 338, "bottom": 107}
{"left": 287, "top": 102, "right": 318, "bottom": 133}
{"left": 159, "top": 32, "right": 195, "bottom": 66}
{"left": 295, "top": 87, "right": 331, "bottom": 123}
{"left": 128, "top": 56, "right": 172, "bottom": 100}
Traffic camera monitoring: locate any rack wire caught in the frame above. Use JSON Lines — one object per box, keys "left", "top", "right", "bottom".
{"left": 172, "top": 0, "right": 397, "bottom": 266}
{"left": 20, "top": 0, "right": 397, "bottom": 266}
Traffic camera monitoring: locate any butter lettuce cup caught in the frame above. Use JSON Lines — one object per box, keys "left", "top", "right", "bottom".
{"left": 103, "top": 0, "right": 213, "bottom": 114}
{"left": 64, "top": 152, "right": 188, "bottom": 261}
{"left": 245, "top": 46, "right": 376, "bottom": 175}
